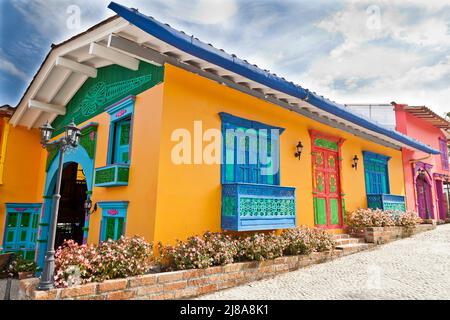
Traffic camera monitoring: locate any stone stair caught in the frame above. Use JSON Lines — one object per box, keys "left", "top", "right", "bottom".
{"left": 332, "top": 234, "right": 371, "bottom": 255}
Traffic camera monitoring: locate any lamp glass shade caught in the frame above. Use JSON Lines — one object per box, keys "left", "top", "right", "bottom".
{"left": 65, "top": 121, "right": 77, "bottom": 142}
{"left": 65, "top": 121, "right": 80, "bottom": 146}
{"left": 72, "top": 131, "right": 81, "bottom": 147}
{"left": 84, "top": 199, "right": 92, "bottom": 210}
{"left": 39, "top": 122, "right": 54, "bottom": 144}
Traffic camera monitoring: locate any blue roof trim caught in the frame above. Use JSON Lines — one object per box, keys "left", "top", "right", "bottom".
{"left": 108, "top": 2, "right": 440, "bottom": 155}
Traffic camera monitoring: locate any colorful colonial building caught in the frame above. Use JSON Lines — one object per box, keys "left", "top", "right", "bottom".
{"left": 346, "top": 103, "right": 450, "bottom": 220}
{"left": 0, "top": 3, "right": 442, "bottom": 270}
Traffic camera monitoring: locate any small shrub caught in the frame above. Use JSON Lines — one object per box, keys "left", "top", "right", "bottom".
{"left": 347, "top": 208, "right": 395, "bottom": 231}
{"left": 203, "top": 231, "right": 238, "bottom": 266}
{"left": 54, "top": 236, "right": 153, "bottom": 288}
{"left": 157, "top": 236, "right": 212, "bottom": 271}
{"left": 54, "top": 240, "right": 99, "bottom": 287}
{"left": 281, "top": 227, "right": 314, "bottom": 255}
{"left": 236, "top": 232, "right": 285, "bottom": 262}
{"left": 96, "top": 236, "right": 153, "bottom": 281}
{"left": 396, "top": 211, "right": 422, "bottom": 229}
{"left": 8, "top": 255, "right": 37, "bottom": 276}
{"left": 310, "top": 228, "right": 335, "bottom": 252}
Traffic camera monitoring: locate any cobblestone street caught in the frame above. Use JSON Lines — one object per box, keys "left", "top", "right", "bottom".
{"left": 199, "top": 225, "right": 450, "bottom": 300}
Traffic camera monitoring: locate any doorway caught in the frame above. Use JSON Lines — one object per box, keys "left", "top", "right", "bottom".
{"left": 312, "top": 144, "right": 343, "bottom": 228}
{"left": 435, "top": 180, "right": 446, "bottom": 220}
{"left": 416, "top": 174, "right": 433, "bottom": 219}
{"left": 54, "top": 162, "right": 87, "bottom": 249}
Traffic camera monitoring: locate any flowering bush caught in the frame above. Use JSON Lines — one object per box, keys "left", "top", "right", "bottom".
{"left": 157, "top": 236, "right": 212, "bottom": 271}
{"left": 395, "top": 211, "right": 422, "bottom": 229}
{"left": 96, "top": 236, "right": 153, "bottom": 281}
{"left": 54, "top": 240, "right": 99, "bottom": 287}
{"left": 236, "top": 232, "right": 285, "bottom": 262}
{"left": 203, "top": 231, "right": 238, "bottom": 266}
{"left": 310, "top": 228, "right": 335, "bottom": 252}
{"left": 281, "top": 227, "right": 315, "bottom": 255}
{"left": 347, "top": 208, "right": 395, "bottom": 231}
{"left": 54, "top": 236, "right": 153, "bottom": 288}
{"left": 157, "top": 227, "right": 335, "bottom": 271}
{"left": 347, "top": 208, "right": 422, "bottom": 234}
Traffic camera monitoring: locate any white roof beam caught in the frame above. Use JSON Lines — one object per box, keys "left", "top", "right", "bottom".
{"left": 28, "top": 100, "right": 66, "bottom": 116}
{"left": 56, "top": 57, "right": 97, "bottom": 78}
{"left": 89, "top": 42, "right": 139, "bottom": 71}
{"left": 107, "top": 34, "right": 163, "bottom": 67}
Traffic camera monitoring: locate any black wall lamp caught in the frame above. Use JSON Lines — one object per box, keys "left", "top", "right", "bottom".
{"left": 84, "top": 198, "right": 97, "bottom": 215}
{"left": 352, "top": 155, "right": 359, "bottom": 170}
{"left": 295, "top": 141, "right": 304, "bottom": 160}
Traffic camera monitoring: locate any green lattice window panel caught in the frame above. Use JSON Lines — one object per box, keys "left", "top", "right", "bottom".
{"left": 239, "top": 198, "right": 295, "bottom": 217}
{"left": 51, "top": 62, "right": 164, "bottom": 135}
{"left": 79, "top": 125, "right": 98, "bottom": 159}
{"left": 367, "top": 194, "right": 406, "bottom": 212}
{"left": 94, "top": 164, "right": 129, "bottom": 187}
{"left": 221, "top": 183, "right": 296, "bottom": 231}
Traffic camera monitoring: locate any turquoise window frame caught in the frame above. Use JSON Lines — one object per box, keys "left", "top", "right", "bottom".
{"left": 363, "top": 151, "right": 391, "bottom": 195}
{"left": 219, "top": 112, "right": 285, "bottom": 185}
{"left": 106, "top": 96, "right": 135, "bottom": 165}
{"left": 2, "top": 203, "right": 42, "bottom": 261}
{"left": 98, "top": 201, "right": 129, "bottom": 241}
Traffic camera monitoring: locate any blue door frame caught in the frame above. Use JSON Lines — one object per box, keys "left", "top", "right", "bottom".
{"left": 36, "top": 140, "right": 95, "bottom": 271}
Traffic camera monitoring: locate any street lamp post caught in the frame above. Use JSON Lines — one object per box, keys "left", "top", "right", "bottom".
{"left": 37, "top": 121, "right": 81, "bottom": 291}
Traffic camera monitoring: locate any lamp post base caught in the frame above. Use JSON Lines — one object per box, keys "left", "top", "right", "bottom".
{"left": 37, "top": 249, "right": 56, "bottom": 291}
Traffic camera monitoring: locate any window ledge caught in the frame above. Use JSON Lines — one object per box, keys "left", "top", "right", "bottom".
{"left": 221, "top": 183, "right": 296, "bottom": 231}
{"left": 94, "top": 164, "right": 130, "bottom": 187}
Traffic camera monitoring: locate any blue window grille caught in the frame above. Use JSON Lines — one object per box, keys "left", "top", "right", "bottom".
{"left": 2, "top": 203, "right": 42, "bottom": 260}
{"left": 98, "top": 201, "right": 128, "bottom": 241}
{"left": 220, "top": 112, "right": 285, "bottom": 185}
{"left": 363, "top": 151, "right": 391, "bottom": 195}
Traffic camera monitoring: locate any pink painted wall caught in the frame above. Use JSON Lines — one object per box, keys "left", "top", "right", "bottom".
{"left": 394, "top": 103, "right": 449, "bottom": 217}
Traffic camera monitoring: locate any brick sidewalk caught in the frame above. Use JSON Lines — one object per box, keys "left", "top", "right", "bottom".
{"left": 198, "top": 224, "right": 450, "bottom": 300}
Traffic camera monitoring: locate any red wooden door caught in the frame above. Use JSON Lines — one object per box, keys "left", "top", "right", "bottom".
{"left": 312, "top": 147, "right": 342, "bottom": 228}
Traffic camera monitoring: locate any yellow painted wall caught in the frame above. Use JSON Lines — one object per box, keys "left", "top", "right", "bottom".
{"left": 88, "top": 84, "right": 164, "bottom": 244}
{"left": 152, "top": 64, "right": 406, "bottom": 244}
{"left": 0, "top": 65, "right": 406, "bottom": 250}
{"left": 0, "top": 125, "right": 47, "bottom": 244}
{"left": 0, "top": 84, "right": 164, "bottom": 249}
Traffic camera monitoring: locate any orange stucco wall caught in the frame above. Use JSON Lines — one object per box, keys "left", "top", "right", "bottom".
{"left": 1, "top": 64, "right": 408, "bottom": 249}
{"left": 151, "top": 64, "right": 406, "bottom": 244}
{"left": 0, "top": 125, "right": 47, "bottom": 243}
{"left": 88, "top": 84, "right": 164, "bottom": 244}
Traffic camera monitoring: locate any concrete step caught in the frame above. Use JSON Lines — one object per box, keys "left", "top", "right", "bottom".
{"left": 335, "top": 243, "right": 370, "bottom": 254}
{"left": 333, "top": 237, "right": 365, "bottom": 246}
{"left": 332, "top": 234, "right": 351, "bottom": 240}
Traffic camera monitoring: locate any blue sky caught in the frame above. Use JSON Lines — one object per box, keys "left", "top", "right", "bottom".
{"left": 0, "top": 0, "right": 449, "bottom": 116}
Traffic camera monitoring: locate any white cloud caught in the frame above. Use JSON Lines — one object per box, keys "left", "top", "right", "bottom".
{"left": 299, "top": 0, "right": 450, "bottom": 116}
{"left": 0, "top": 55, "right": 27, "bottom": 81}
